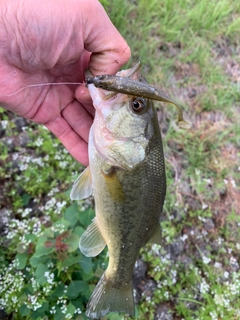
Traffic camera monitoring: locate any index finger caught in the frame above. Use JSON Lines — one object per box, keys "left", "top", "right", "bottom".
{"left": 81, "top": 0, "right": 131, "bottom": 76}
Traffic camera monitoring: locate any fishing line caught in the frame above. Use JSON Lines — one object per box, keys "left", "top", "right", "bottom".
{"left": 7, "top": 82, "right": 85, "bottom": 96}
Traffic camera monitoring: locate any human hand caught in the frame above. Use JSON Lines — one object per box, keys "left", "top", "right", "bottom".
{"left": 0, "top": 0, "right": 131, "bottom": 166}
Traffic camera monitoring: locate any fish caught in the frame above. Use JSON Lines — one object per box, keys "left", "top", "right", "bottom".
{"left": 70, "top": 63, "right": 167, "bottom": 319}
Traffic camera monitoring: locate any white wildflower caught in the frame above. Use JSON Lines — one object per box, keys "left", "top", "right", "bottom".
{"left": 214, "top": 262, "right": 222, "bottom": 268}
{"left": 44, "top": 271, "right": 55, "bottom": 285}
{"left": 75, "top": 308, "right": 82, "bottom": 314}
{"left": 199, "top": 278, "right": 210, "bottom": 294}
{"left": 230, "top": 178, "right": 236, "bottom": 188}
{"left": 21, "top": 208, "right": 32, "bottom": 218}
{"left": 54, "top": 154, "right": 61, "bottom": 160}
{"left": 19, "top": 163, "right": 28, "bottom": 171}
{"left": 202, "top": 203, "right": 208, "bottom": 210}
{"left": 198, "top": 216, "right": 206, "bottom": 222}
{"left": 51, "top": 222, "right": 65, "bottom": 234}
{"left": 210, "top": 310, "right": 218, "bottom": 320}
{"left": 45, "top": 197, "right": 57, "bottom": 211}
{"left": 202, "top": 256, "right": 211, "bottom": 264}
{"left": 12, "top": 153, "right": 19, "bottom": 161}
{"left": 32, "top": 157, "right": 44, "bottom": 167}
{"left": 181, "top": 234, "right": 188, "bottom": 242}
{"left": 50, "top": 305, "right": 56, "bottom": 314}
{"left": 230, "top": 256, "right": 239, "bottom": 268}
{"left": 1, "top": 120, "right": 8, "bottom": 129}
{"left": 34, "top": 137, "right": 44, "bottom": 147}
{"left": 59, "top": 161, "right": 68, "bottom": 169}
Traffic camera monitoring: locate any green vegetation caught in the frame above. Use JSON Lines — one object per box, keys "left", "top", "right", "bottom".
{"left": 0, "top": 0, "right": 240, "bottom": 319}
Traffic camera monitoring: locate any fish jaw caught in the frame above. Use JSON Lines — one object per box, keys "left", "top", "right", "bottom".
{"left": 88, "top": 82, "right": 129, "bottom": 115}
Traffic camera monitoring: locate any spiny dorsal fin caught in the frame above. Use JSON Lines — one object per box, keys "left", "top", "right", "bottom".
{"left": 80, "top": 219, "right": 106, "bottom": 257}
{"left": 70, "top": 166, "right": 92, "bottom": 200}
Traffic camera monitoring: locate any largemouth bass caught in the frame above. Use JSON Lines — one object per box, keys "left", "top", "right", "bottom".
{"left": 71, "top": 64, "right": 166, "bottom": 319}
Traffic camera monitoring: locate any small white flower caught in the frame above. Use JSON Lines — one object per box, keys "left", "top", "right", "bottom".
{"left": 1, "top": 120, "right": 8, "bottom": 129}
{"left": 75, "top": 308, "right": 82, "bottom": 314}
{"left": 214, "top": 262, "right": 222, "bottom": 268}
{"left": 202, "top": 203, "right": 208, "bottom": 210}
{"left": 230, "top": 178, "right": 236, "bottom": 188}
{"left": 199, "top": 278, "right": 209, "bottom": 294}
{"left": 181, "top": 234, "right": 188, "bottom": 242}
{"left": 202, "top": 256, "right": 211, "bottom": 264}
{"left": 22, "top": 208, "right": 32, "bottom": 218}
{"left": 34, "top": 137, "right": 44, "bottom": 147}
{"left": 12, "top": 153, "right": 19, "bottom": 161}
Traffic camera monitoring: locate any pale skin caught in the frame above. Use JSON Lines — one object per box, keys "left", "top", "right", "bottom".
{"left": 0, "top": 0, "right": 131, "bottom": 166}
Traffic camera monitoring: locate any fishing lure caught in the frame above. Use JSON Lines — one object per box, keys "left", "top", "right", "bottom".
{"left": 86, "top": 62, "right": 191, "bottom": 129}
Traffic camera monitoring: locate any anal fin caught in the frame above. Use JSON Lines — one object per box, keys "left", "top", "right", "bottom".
{"left": 80, "top": 219, "right": 106, "bottom": 257}
{"left": 70, "top": 166, "right": 92, "bottom": 200}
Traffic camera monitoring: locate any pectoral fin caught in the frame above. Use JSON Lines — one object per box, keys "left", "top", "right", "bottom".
{"left": 80, "top": 219, "right": 106, "bottom": 257}
{"left": 148, "top": 225, "right": 162, "bottom": 245}
{"left": 70, "top": 166, "right": 92, "bottom": 200}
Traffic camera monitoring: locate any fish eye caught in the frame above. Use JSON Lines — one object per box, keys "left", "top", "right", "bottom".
{"left": 131, "top": 97, "right": 146, "bottom": 113}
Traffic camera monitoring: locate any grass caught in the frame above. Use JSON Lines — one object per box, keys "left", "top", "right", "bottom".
{"left": 0, "top": 0, "right": 240, "bottom": 319}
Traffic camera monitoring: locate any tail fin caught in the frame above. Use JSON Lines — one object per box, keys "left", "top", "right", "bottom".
{"left": 86, "top": 273, "right": 135, "bottom": 319}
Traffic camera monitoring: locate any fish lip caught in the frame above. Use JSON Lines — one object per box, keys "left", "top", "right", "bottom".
{"left": 86, "top": 76, "right": 94, "bottom": 85}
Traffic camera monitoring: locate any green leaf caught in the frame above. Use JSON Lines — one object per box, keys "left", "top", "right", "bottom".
{"left": 66, "top": 280, "right": 88, "bottom": 299}
{"left": 20, "top": 304, "right": 30, "bottom": 317}
{"left": 25, "top": 233, "right": 37, "bottom": 242}
{"left": 73, "top": 226, "right": 85, "bottom": 237}
{"left": 35, "top": 236, "right": 48, "bottom": 248}
{"left": 108, "top": 313, "right": 124, "bottom": 320}
{"left": 33, "top": 245, "right": 54, "bottom": 258}
{"left": 54, "top": 307, "right": 65, "bottom": 320}
{"left": 64, "top": 202, "right": 80, "bottom": 225}
{"left": 78, "top": 208, "right": 95, "bottom": 227}
{"left": 62, "top": 255, "right": 81, "bottom": 268}
{"left": 21, "top": 193, "right": 31, "bottom": 206}
{"left": 29, "top": 255, "right": 49, "bottom": 267}
{"left": 66, "top": 303, "right": 76, "bottom": 316}
{"left": 65, "top": 233, "right": 80, "bottom": 252}
{"left": 16, "top": 243, "right": 27, "bottom": 254}
{"left": 81, "top": 270, "right": 95, "bottom": 282}
{"left": 42, "top": 228, "right": 54, "bottom": 238}
{"left": 16, "top": 253, "right": 28, "bottom": 270}
{"left": 52, "top": 283, "right": 65, "bottom": 298}
{"left": 79, "top": 255, "right": 93, "bottom": 274}
{"left": 35, "top": 263, "right": 49, "bottom": 285}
